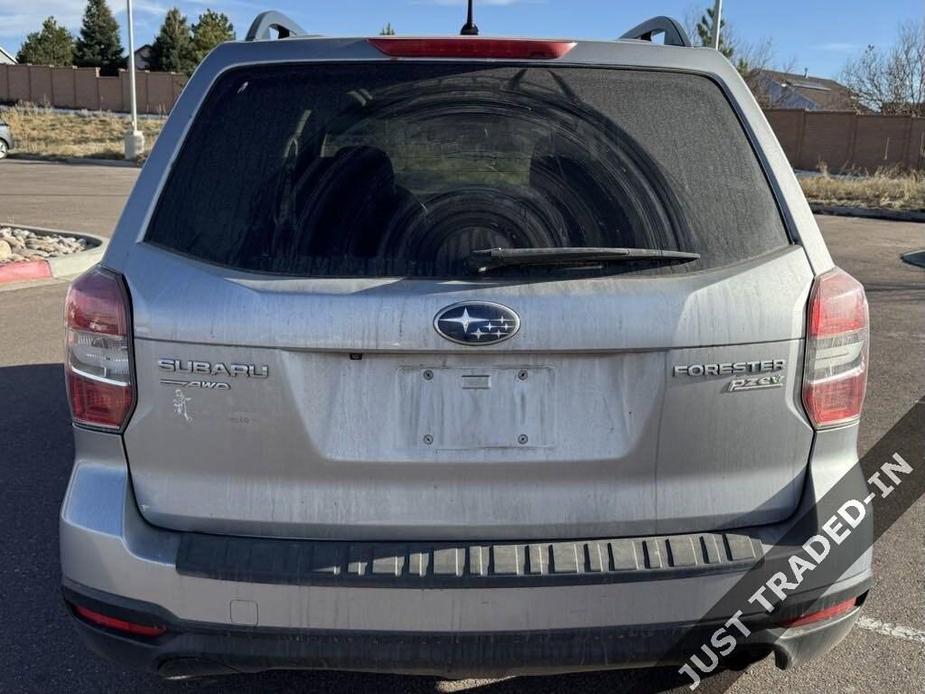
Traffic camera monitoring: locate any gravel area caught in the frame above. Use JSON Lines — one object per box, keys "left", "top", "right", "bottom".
{"left": 0, "top": 227, "right": 88, "bottom": 263}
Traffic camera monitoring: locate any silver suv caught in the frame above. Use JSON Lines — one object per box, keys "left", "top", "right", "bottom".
{"left": 60, "top": 11, "right": 871, "bottom": 680}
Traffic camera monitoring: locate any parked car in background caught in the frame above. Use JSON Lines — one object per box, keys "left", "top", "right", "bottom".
{"left": 59, "top": 10, "right": 871, "bottom": 681}
{"left": 0, "top": 122, "right": 12, "bottom": 159}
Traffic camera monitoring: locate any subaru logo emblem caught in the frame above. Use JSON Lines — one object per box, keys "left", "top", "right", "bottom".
{"left": 434, "top": 301, "right": 520, "bottom": 345}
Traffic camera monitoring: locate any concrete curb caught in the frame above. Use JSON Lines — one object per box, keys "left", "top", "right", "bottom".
{"left": 810, "top": 204, "right": 925, "bottom": 224}
{"left": 0, "top": 260, "right": 52, "bottom": 284}
{"left": 901, "top": 251, "right": 925, "bottom": 269}
{"left": 64, "top": 157, "right": 140, "bottom": 168}
{"left": 9, "top": 153, "right": 140, "bottom": 168}
{"left": 0, "top": 225, "right": 108, "bottom": 286}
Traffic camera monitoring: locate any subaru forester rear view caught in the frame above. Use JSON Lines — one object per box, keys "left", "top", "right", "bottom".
{"left": 60, "top": 11, "right": 871, "bottom": 680}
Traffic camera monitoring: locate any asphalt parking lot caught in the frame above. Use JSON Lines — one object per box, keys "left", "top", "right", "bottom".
{"left": 0, "top": 159, "right": 922, "bottom": 692}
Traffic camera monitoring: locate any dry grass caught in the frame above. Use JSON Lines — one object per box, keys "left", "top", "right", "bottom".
{"left": 2, "top": 103, "right": 165, "bottom": 161}
{"left": 799, "top": 165, "right": 925, "bottom": 212}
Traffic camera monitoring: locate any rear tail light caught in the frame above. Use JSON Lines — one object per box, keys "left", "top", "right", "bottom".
{"left": 64, "top": 266, "right": 135, "bottom": 430}
{"left": 73, "top": 604, "right": 166, "bottom": 637}
{"left": 779, "top": 597, "right": 859, "bottom": 628}
{"left": 802, "top": 268, "right": 869, "bottom": 428}
{"left": 368, "top": 37, "right": 577, "bottom": 60}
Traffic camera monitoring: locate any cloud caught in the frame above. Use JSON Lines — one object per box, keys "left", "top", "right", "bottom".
{"left": 0, "top": 0, "right": 167, "bottom": 40}
{"left": 0, "top": 0, "right": 84, "bottom": 37}
{"left": 185, "top": 0, "right": 262, "bottom": 6}
{"left": 119, "top": 2, "right": 169, "bottom": 17}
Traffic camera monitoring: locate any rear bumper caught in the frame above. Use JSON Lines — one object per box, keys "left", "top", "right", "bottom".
{"left": 60, "top": 427, "right": 872, "bottom": 677}
{"left": 64, "top": 580, "right": 865, "bottom": 679}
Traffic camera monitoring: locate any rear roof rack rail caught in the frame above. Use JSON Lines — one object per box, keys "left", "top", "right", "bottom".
{"left": 619, "top": 16, "right": 691, "bottom": 47}
{"left": 245, "top": 10, "right": 306, "bottom": 41}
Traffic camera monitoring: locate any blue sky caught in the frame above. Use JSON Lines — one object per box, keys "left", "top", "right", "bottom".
{"left": 0, "top": 0, "right": 921, "bottom": 79}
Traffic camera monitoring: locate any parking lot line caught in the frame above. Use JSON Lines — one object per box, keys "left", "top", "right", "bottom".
{"left": 856, "top": 616, "right": 925, "bottom": 644}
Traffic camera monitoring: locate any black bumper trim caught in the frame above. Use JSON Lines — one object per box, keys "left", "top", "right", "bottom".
{"left": 175, "top": 530, "right": 763, "bottom": 588}
{"left": 63, "top": 580, "right": 869, "bottom": 678}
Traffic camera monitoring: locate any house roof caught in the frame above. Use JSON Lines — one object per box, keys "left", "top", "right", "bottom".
{"left": 757, "top": 69, "right": 860, "bottom": 111}
{"left": 0, "top": 46, "right": 15, "bottom": 65}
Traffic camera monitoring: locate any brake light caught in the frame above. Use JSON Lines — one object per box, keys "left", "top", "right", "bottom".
{"left": 64, "top": 266, "right": 135, "bottom": 430}
{"left": 73, "top": 604, "right": 166, "bottom": 637}
{"left": 802, "top": 268, "right": 869, "bottom": 428}
{"left": 779, "top": 598, "right": 859, "bottom": 628}
{"left": 368, "top": 38, "right": 577, "bottom": 60}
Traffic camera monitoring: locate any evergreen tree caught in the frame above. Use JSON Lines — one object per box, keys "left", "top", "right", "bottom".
{"left": 74, "top": 0, "right": 125, "bottom": 72}
{"left": 149, "top": 8, "right": 195, "bottom": 75}
{"left": 17, "top": 17, "right": 75, "bottom": 66}
{"left": 191, "top": 10, "right": 235, "bottom": 65}
{"left": 695, "top": 7, "right": 733, "bottom": 59}
{"left": 380, "top": 23, "right": 396, "bottom": 36}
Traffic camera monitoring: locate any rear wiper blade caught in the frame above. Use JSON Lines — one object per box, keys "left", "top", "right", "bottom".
{"left": 468, "top": 247, "right": 701, "bottom": 271}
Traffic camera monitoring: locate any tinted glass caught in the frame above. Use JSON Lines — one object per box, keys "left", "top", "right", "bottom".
{"left": 146, "top": 63, "right": 789, "bottom": 278}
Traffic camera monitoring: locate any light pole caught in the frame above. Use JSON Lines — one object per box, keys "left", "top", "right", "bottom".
{"left": 711, "top": 0, "right": 724, "bottom": 50}
{"left": 124, "top": 0, "right": 145, "bottom": 160}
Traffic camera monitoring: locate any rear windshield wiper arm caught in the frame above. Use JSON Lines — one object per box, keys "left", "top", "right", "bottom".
{"left": 468, "top": 247, "right": 701, "bottom": 271}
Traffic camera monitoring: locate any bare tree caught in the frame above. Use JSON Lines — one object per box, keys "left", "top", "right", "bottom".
{"left": 736, "top": 38, "right": 774, "bottom": 82}
{"left": 741, "top": 45, "right": 804, "bottom": 108}
{"left": 683, "top": 4, "right": 779, "bottom": 102}
{"left": 683, "top": 6, "right": 704, "bottom": 46}
{"left": 841, "top": 18, "right": 925, "bottom": 115}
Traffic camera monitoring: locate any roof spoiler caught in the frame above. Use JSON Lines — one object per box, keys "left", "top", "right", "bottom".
{"left": 245, "top": 10, "right": 306, "bottom": 41}
{"left": 619, "top": 16, "right": 691, "bottom": 47}
{"left": 241, "top": 10, "right": 692, "bottom": 48}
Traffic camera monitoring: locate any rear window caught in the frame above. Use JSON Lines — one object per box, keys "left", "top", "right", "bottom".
{"left": 146, "top": 63, "right": 789, "bottom": 278}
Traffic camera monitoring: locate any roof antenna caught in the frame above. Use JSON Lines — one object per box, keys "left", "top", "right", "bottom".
{"left": 460, "top": 0, "right": 479, "bottom": 36}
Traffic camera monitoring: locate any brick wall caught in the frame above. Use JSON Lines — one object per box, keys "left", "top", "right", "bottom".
{"left": 765, "top": 109, "right": 925, "bottom": 172}
{"left": 0, "top": 63, "right": 186, "bottom": 114}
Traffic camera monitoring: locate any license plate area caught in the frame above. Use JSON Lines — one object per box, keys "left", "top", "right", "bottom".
{"left": 400, "top": 366, "right": 555, "bottom": 450}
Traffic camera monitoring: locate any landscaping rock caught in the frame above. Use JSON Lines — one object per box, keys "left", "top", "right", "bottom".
{"left": 0, "top": 227, "right": 88, "bottom": 264}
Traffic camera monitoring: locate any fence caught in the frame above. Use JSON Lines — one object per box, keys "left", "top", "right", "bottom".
{"left": 2, "top": 65, "right": 924, "bottom": 171}
{"left": 765, "top": 109, "right": 925, "bottom": 172}
{"left": 0, "top": 63, "right": 186, "bottom": 115}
